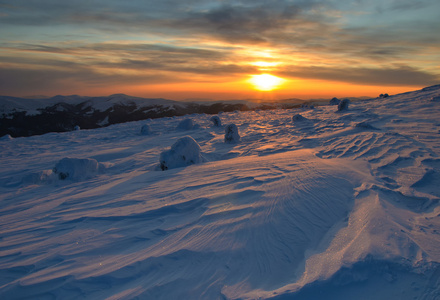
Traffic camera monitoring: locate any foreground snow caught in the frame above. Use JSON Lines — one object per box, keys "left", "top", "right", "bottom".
{"left": 1, "top": 86, "right": 440, "bottom": 299}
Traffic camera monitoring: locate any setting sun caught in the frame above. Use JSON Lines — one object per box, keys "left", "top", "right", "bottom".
{"left": 249, "top": 74, "right": 285, "bottom": 91}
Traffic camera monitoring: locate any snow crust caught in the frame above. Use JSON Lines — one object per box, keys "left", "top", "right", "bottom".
{"left": 1, "top": 86, "right": 440, "bottom": 299}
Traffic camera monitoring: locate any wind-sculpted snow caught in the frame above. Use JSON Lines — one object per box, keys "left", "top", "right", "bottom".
{"left": 1, "top": 86, "right": 440, "bottom": 299}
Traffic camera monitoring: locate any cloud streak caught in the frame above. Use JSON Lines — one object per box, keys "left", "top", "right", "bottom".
{"left": 279, "top": 65, "right": 439, "bottom": 86}
{"left": 0, "top": 0, "right": 439, "bottom": 98}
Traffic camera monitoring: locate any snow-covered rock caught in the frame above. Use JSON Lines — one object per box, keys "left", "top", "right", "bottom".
{"left": 177, "top": 118, "right": 197, "bottom": 130}
{"left": 0, "top": 134, "right": 13, "bottom": 140}
{"left": 140, "top": 124, "right": 151, "bottom": 135}
{"left": 330, "top": 97, "right": 340, "bottom": 105}
{"left": 292, "top": 114, "right": 307, "bottom": 122}
{"left": 224, "top": 124, "right": 240, "bottom": 143}
{"left": 301, "top": 104, "right": 314, "bottom": 109}
{"left": 74, "top": 125, "right": 80, "bottom": 131}
{"left": 338, "top": 99, "right": 350, "bottom": 111}
{"left": 210, "top": 115, "right": 221, "bottom": 127}
{"left": 159, "top": 136, "right": 204, "bottom": 170}
{"left": 53, "top": 157, "right": 103, "bottom": 180}
{"left": 355, "top": 121, "right": 380, "bottom": 130}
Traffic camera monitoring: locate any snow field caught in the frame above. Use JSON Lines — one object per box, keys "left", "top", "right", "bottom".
{"left": 1, "top": 86, "right": 440, "bottom": 299}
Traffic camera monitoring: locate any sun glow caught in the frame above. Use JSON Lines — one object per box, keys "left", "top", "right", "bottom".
{"left": 251, "top": 61, "right": 279, "bottom": 68}
{"left": 249, "top": 74, "right": 285, "bottom": 91}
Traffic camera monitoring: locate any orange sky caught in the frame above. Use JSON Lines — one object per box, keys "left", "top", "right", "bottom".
{"left": 0, "top": 1, "right": 439, "bottom": 100}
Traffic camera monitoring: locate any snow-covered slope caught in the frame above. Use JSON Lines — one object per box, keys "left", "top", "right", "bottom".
{"left": 1, "top": 86, "right": 440, "bottom": 299}
{"left": 0, "top": 94, "right": 178, "bottom": 116}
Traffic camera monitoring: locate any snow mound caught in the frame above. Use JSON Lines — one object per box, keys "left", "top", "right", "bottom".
{"left": 0, "top": 134, "right": 13, "bottom": 140}
{"left": 177, "top": 118, "right": 199, "bottom": 130}
{"left": 210, "top": 115, "right": 222, "bottom": 127}
{"left": 330, "top": 97, "right": 341, "bottom": 105}
{"left": 140, "top": 124, "right": 152, "bottom": 135}
{"left": 159, "top": 136, "right": 204, "bottom": 170}
{"left": 292, "top": 114, "right": 308, "bottom": 122}
{"left": 301, "top": 103, "right": 314, "bottom": 109}
{"left": 224, "top": 123, "right": 240, "bottom": 143}
{"left": 53, "top": 157, "right": 103, "bottom": 180}
{"left": 354, "top": 121, "right": 380, "bottom": 130}
{"left": 338, "top": 99, "right": 350, "bottom": 111}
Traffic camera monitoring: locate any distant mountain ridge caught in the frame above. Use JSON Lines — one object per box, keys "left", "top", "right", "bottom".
{"left": 0, "top": 93, "right": 369, "bottom": 137}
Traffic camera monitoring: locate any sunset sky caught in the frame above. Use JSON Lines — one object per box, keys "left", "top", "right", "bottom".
{"left": 1, "top": 0, "right": 439, "bottom": 100}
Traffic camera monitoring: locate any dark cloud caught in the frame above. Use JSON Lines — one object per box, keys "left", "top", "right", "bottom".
{"left": 0, "top": 37, "right": 257, "bottom": 95}
{"left": 166, "top": 2, "right": 337, "bottom": 45}
{"left": 8, "top": 42, "right": 229, "bottom": 61}
{"left": 0, "top": 0, "right": 333, "bottom": 45}
{"left": 279, "top": 65, "right": 439, "bottom": 86}
{"left": 2, "top": 0, "right": 437, "bottom": 61}
{"left": 96, "top": 59, "right": 257, "bottom": 76}
{"left": 1, "top": 41, "right": 254, "bottom": 76}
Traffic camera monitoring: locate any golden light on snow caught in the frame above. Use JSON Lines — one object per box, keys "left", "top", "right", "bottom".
{"left": 249, "top": 74, "right": 285, "bottom": 91}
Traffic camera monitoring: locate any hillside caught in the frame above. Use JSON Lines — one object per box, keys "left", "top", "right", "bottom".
{"left": 1, "top": 85, "right": 440, "bottom": 299}
{"left": 0, "top": 94, "right": 366, "bottom": 138}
